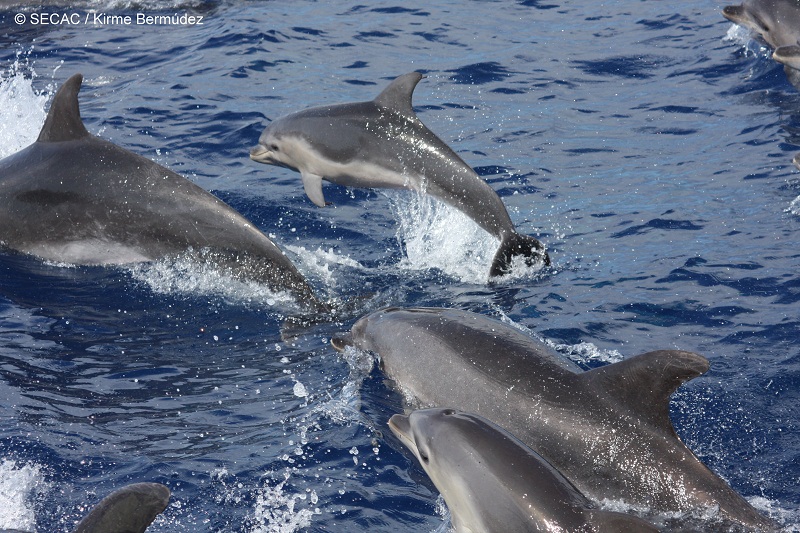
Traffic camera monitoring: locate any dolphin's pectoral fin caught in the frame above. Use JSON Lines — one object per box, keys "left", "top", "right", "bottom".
{"left": 301, "top": 172, "right": 328, "bottom": 207}
{"left": 373, "top": 72, "right": 424, "bottom": 119}
{"left": 581, "top": 350, "right": 709, "bottom": 436}
{"left": 37, "top": 73, "right": 91, "bottom": 143}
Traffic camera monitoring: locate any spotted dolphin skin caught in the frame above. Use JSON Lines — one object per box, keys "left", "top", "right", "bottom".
{"left": 0, "top": 482, "right": 169, "bottom": 533}
{"left": 333, "top": 307, "right": 777, "bottom": 531}
{"left": 0, "top": 74, "right": 326, "bottom": 311}
{"left": 723, "top": 0, "right": 800, "bottom": 89}
{"left": 249, "top": 72, "right": 549, "bottom": 277}
{"left": 389, "top": 408, "right": 659, "bottom": 533}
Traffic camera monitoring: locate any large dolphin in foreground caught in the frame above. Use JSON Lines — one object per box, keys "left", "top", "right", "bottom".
{"left": 249, "top": 72, "right": 550, "bottom": 277}
{"left": 333, "top": 307, "right": 777, "bottom": 531}
{"left": 389, "top": 407, "right": 659, "bottom": 533}
{"left": 723, "top": 0, "right": 800, "bottom": 89}
{"left": 0, "top": 482, "right": 169, "bottom": 533}
{"left": 0, "top": 74, "right": 327, "bottom": 311}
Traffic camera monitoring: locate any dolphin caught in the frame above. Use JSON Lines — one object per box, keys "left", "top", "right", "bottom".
{"left": 249, "top": 72, "right": 549, "bottom": 277}
{"left": 73, "top": 482, "right": 170, "bottom": 533}
{"left": 389, "top": 407, "right": 660, "bottom": 533}
{"left": 333, "top": 307, "right": 777, "bottom": 531}
{"left": 0, "top": 74, "right": 327, "bottom": 311}
{"left": 723, "top": 0, "right": 800, "bottom": 89}
{"left": 0, "top": 482, "right": 169, "bottom": 533}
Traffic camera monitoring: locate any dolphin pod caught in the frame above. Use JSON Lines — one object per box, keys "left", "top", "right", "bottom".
{"left": 333, "top": 306, "right": 777, "bottom": 531}
{"left": 723, "top": 0, "right": 800, "bottom": 89}
{"left": 249, "top": 72, "right": 550, "bottom": 277}
{"left": 389, "top": 408, "right": 660, "bottom": 533}
{"left": 0, "top": 482, "right": 169, "bottom": 533}
{"left": 0, "top": 74, "right": 327, "bottom": 311}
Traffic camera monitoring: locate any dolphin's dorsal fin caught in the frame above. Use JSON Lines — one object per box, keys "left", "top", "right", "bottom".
{"left": 580, "top": 350, "right": 709, "bottom": 436}
{"left": 373, "top": 72, "right": 423, "bottom": 118}
{"left": 37, "top": 73, "right": 90, "bottom": 143}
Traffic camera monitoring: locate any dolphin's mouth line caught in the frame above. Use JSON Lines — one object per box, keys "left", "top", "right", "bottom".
{"left": 249, "top": 144, "right": 272, "bottom": 162}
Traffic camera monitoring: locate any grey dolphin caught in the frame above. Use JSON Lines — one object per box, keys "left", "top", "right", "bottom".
{"left": 249, "top": 72, "right": 549, "bottom": 277}
{"left": 333, "top": 307, "right": 776, "bottom": 531}
{"left": 0, "top": 74, "right": 326, "bottom": 311}
{"left": 389, "top": 407, "right": 659, "bottom": 533}
{"left": 723, "top": 0, "right": 800, "bottom": 89}
{"left": 73, "top": 482, "right": 169, "bottom": 533}
{"left": 0, "top": 482, "right": 169, "bottom": 533}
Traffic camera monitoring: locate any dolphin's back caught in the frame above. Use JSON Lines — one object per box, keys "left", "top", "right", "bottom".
{"left": 73, "top": 482, "right": 170, "bottom": 533}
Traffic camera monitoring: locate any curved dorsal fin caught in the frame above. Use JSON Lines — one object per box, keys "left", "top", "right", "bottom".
{"left": 37, "top": 73, "right": 90, "bottom": 143}
{"left": 580, "top": 350, "right": 709, "bottom": 436}
{"left": 373, "top": 72, "right": 423, "bottom": 117}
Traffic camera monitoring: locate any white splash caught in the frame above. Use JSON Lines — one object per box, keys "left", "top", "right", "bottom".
{"left": 387, "top": 191, "right": 498, "bottom": 284}
{"left": 311, "top": 345, "right": 375, "bottom": 428}
{"left": 787, "top": 196, "right": 800, "bottom": 217}
{"left": 0, "top": 56, "right": 50, "bottom": 158}
{"left": 249, "top": 472, "right": 318, "bottom": 533}
{"left": 494, "top": 308, "right": 623, "bottom": 365}
{"left": 0, "top": 459, "right": 48, "bottom": 531}
{"left": 723, "top": 24, "right": 771, "bottom": 59}
{"left": 126, "top": 253, "right": 299, "bottom": 308}
{"left": 545, "top": 340, "right": 624, "bottom": 365}
{"left": 285, "top": 244, "right": 363, "bottom": 291}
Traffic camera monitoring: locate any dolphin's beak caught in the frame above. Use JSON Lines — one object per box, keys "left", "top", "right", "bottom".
{"left": 388, "top": 414, "right": 411, "bottom": 440}
{"left": 331, "top": 335, "right": 354, "bottom": 352}
{"left": 249, "top": 144, "right": 271, "bottom": 162}
{"left": 721, "top": 5, "right": 745, "bottom": 24}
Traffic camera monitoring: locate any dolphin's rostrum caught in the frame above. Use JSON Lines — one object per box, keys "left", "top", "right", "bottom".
{"left": 250, "top": 72, "right": 549, "bottom": 277}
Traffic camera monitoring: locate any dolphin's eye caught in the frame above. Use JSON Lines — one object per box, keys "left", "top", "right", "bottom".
{"left": 269, "top": 143, "right": 279, "bottom": 151}
{"left": 418, "top": 449, "right": 429, "bottom": 463}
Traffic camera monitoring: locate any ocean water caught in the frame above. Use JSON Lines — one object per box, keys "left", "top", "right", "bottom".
{"left": 0, "top": 1, "right": 798, "bottom": 531}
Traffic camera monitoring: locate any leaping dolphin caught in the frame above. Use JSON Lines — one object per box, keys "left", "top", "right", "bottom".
{"left": 0, "top": 74, "right": 327, "bottom": 311}
{"left": 723, "top": 0, "right": 800, "bottom": 89}
{"left": 249, "top": 72, "right": 549, "bottom": 277}
{"left": 333, "top": 307, "right": 777, "bottom": 531}
{"left": 0, "top": 482, "right": 169, "bottom": 533}
{"left": 389, "top": 408, "right": 659, "bottom": 533}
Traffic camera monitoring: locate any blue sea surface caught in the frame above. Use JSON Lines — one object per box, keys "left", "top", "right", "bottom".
{"left": 0, "top": 0, "right": 798, "bottom": 531}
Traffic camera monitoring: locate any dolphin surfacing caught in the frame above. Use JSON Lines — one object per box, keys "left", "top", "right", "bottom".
{"left": 723, "top": 0, "right": 800, "bottom": 89}
{"left": 250, "top": 72, "right": 549, "bottom": 277}
{"left": 334, "top": 306, "right": 777, "bottom": 531}
{"left": 0, "top": 482, "right": 169, "bottom": 533}
{"left": 73, "top": 482, "right": 170, "bottom": 533}
{"left": 0, "top": 74, "right": 326, "bottom": 311}
{"left": 389, "top": 408, "right": 659, "bottom": 533}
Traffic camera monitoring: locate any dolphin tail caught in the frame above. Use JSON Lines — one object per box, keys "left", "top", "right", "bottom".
{"left": 489, "top": 233, "right": 550, "bottom": 277}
